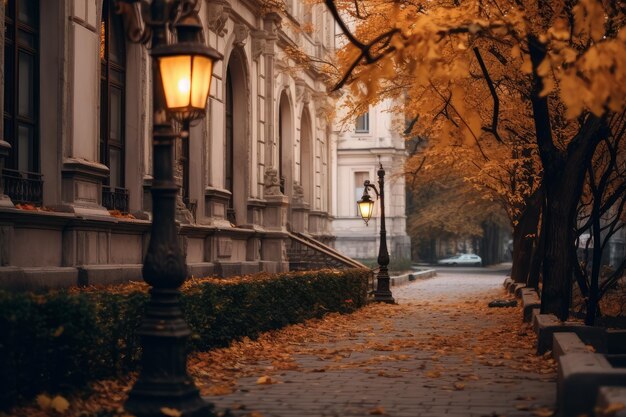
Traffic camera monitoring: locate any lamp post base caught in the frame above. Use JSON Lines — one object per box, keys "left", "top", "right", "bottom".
{"left": 124, "top": 289, "right": 214, "bottom": 417}
{"left": 373, "top": 290, "right": 395, "bottom": 304}
{"left": 373, "top": 271, "right": 395, "bottom": 304}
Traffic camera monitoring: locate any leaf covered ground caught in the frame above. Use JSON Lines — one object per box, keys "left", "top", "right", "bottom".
{"left": 6, "top": 272, "right": 558, "bottom": 417}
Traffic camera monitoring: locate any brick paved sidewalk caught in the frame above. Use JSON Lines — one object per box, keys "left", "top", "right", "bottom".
{"left": 206, "top": 271, "right": 556, "bottom": 417}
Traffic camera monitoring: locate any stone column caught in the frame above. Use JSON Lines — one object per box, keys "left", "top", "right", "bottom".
{"left": 260, "top": 13, "right": 288, "bottom": 272}
{"left": 60, "top": 3, "right": 109, "bottom": 216}
{"left": 262, "top": 168, "right": 289, "bottom": 272}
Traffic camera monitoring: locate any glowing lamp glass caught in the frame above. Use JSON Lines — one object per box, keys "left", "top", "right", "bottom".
{"left": 159, "top": 54, "right": 213, "bottom": 116}
{"left": 357, "top": 196, "right": 375, "bottom": 225}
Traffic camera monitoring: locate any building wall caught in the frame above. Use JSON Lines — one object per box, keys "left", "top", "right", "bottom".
{"left": 331, "top": 98, "right": 411, "bottom": 262}
{"left": 0, "top": 0, "right": 337, "bottom": 289}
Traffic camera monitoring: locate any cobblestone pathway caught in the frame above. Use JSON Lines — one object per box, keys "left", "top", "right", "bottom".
{"left": 206, "top": 269, "right": 556, "bottom": 417}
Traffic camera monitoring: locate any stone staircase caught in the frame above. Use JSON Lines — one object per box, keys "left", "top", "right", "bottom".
{"left": 287, "top": 232, "right": 368, "bottom": 271}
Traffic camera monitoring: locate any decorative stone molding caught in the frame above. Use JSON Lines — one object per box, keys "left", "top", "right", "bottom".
{"left": 281, "top": 73, "right": 290, "bottom": 91}
{"left": 206, "top": 0, "right": 231, "bottom": 36}
{"left": 251, "top": 30, "right": 266, "bottom": 60}
{"left": 264, "top": 167, "right": 282, "bottom": 196}
{"left": 263, "top": 12, "right": 282, "bottom": 35}
{"left": 292, "top": 181, "right": 304, "bottom": 204}
{"left": 233, "top": 23, "right": 249, "bottom": 47}
{"left": 295, "top": 79, "right": 310, "bottom": 104}
{"left": 313, "top": 92, "right": 329, "bottom": 119}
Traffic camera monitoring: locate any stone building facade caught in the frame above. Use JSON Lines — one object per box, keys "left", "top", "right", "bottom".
{"left": 331, "top": 98, "right": 411, "bottom": 262}
{"left": 0, "top": 0, "right": 338, "bottom": 288}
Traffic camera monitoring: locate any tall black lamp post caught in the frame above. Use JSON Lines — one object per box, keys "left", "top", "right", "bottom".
{"left": 357, "top": 163, "right": 395, "bottom": 304}
{"left": 115, "top": 1, "right": 221, "bottom": 415}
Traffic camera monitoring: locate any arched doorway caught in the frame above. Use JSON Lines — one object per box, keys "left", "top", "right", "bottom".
{"left": 224, "top": 49, "right": 248, "bottom": 225}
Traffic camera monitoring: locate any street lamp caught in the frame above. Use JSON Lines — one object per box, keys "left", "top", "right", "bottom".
{"left": 357, "top": 163, "right": 395, "bottom": 304}
{"left": 115, "top": 1, "right": 221, "bottom": 416}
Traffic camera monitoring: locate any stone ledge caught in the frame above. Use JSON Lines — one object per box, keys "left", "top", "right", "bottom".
{"left": 596, "top": 386, "right": 626, "bottom": 417}
{"left": 503, "top": 277, "right": 514, "bottom": 290}
{"left": 558, "top": 352, "right": 626, "bottom": 417}
{"left": 188, "top": 262, "right": 216, "bottom": 278}
{"left": 552, "top": 332, "right": 591, "bottom": 360}
{"left": 533, "top": 313, "right": 606, "bottom": 354}
{"left": 77, "top": 264, "right": 143, "bottom": 286}
{"left": 509, "top": 282, "right": 526, "bottom": 296}
{"left": 521, "top": 288, "right": 541, "bottom": 323}
{"left": 391, "top": 269, "right": 436, "bottom": 287}
{"left": 0, "top": 267, "right": 78, "bottom": 290}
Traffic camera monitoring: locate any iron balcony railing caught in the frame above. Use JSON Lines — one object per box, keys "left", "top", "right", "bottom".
{"left": 2, "top": 168, "right": 43, "bottom": 205}
{"left": 102, "top": 185, "right": 129, "bottom": 213}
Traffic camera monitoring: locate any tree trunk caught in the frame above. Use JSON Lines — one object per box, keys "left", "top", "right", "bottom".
{"left": 585, "top": 197, "right": 602, "bottom": 325}
{"left": 527, "top": 35, "right": 604, "bottom": 321}
{"left": 511, "top": 188, "right": 543, "bottom": 283}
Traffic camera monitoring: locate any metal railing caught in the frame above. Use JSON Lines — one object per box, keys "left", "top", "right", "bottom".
{"left": 2, "top": 168, "right": 43, "bottom": 205}
{"left": 102, "top": 186, "right": 129, "bottom": 213}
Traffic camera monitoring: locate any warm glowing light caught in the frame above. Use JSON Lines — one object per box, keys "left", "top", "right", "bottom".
{"left": 178, "top": 77, "right": 191, "bottom": 94}
{"left": 357, "top": 194, "right": 375, "bottom": 225}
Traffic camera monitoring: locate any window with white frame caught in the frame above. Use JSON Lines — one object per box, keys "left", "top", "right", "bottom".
{"left": 355, "top": 112, "right": 369, "bottom": 133}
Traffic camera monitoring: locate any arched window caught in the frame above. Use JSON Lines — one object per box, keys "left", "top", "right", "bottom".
{"left": 100, "top": 0, "right": 127, "bottom": 212}
{"left": 3, "top": 0, "right": 42, "bottom": 205}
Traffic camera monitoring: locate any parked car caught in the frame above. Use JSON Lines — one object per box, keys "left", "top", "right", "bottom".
{"left": 437, "top": 254, "right": 482, "bottom": 266}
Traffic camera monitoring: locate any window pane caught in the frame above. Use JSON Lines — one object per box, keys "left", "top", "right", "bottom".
{"left": 17, "top": 29, "right": 35, "bottom": 48}
{"left": 355, "top": 112, "right": 369, "bottom": 132}
{"left": 4, "top": 46, "right": 14, "bottom": 115}
{"left": 18, "top": 51, "right": 34, "bottom": 117}
{"left": 109, "top": 87, "right": 122, "bottom": 141}
{"left": 18, "top": 0, "right": 36, "bottom": 26}
{"left": 109, "top": 13, "right": 125, "bottom": 65}
{"left": 109, "top": 148, "right": 121, "bottom": 188}
{"left": 110, "top": 68, "right": 123, "bottom": 84}
{"left": 17, "top": 124, "right": 32, "bottom": 172}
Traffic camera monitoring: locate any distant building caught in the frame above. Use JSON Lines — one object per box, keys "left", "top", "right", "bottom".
{"left": 331, "top": 98, "right": 411, "bottom": 262}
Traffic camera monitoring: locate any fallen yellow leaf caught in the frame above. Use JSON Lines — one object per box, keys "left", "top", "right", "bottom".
{"left": 532, "top": 408, "right": 555, "bottom": 417}
{"left": 36, "top": 394, "right": 52, "bottom": 409}
{"left": 160, "top": 407, "right": 182, "bottom": 417}
{"left": 369, "top": 406, "right": 386, "bottom": 415}
{"left": 50, "top": 395, "right": 70, "bottom": 413}
{"left": 256, "top": 375, "right": 274, "bottom": 385}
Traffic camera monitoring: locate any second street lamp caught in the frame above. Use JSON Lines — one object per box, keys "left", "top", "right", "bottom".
{"left": 357, "top": 163, "right": 395, "bottom": 304}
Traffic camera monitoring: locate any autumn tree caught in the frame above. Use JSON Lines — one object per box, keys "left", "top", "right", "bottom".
{"left": 404, "top": 140, "right": 510, "bottom": 263}
{"left": 324, "top": 0, "right": 626, "bottom": 320}
{"left": 574, "top": 110, "right": 626, "bottom": 325}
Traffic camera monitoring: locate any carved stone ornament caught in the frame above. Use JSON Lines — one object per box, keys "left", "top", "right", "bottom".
{"left": 281, "top": 73, "right": 290, "bottom": 91}
{"left": 252, "top": 35, "right": 266, "bottom": 60}
{"left": 206, "top": 0, "right": 231, "bottom": 36}
{"left": 234, "top": 23, "right": 249, "bottom": 47}
{"left": 292, "top": 181, "right": 304, "bottom": 204}
{"left": 264, "top": 167, "right": 282, "bottom": 196}
{"left": 295, "top": 79, "right": 306, "bottom": 102}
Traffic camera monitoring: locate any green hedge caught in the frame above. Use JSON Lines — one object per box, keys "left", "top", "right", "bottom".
{"left": 0, "top": 268, "right": 370, "bottom": 409}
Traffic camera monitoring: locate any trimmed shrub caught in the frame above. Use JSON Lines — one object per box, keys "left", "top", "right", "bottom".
{"left": 0, "top": 268, "right": 370, "bottom": 409}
